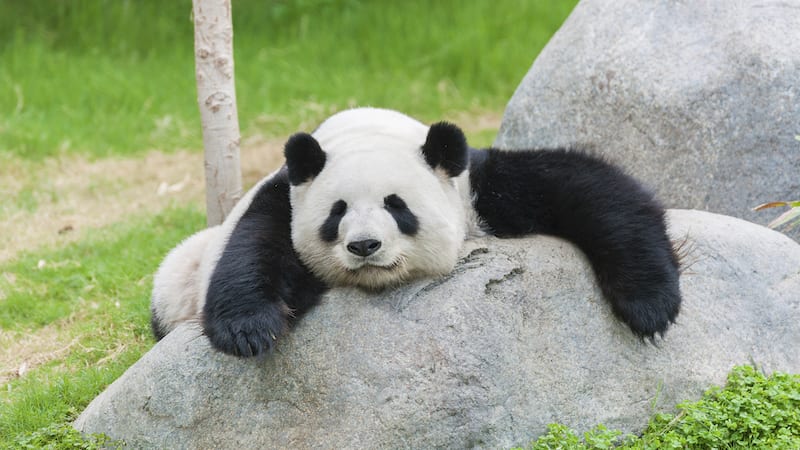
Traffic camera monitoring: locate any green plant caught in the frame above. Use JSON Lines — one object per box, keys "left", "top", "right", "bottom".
{"left": 520, "top": 366, "right": 800, "bottom": 449}
{"left": 523, "top": 424, "right": 627, "bottom": 450}
{"left": 639, "top": 366, "right": 800, "bottom": 448}
{"left": 5, "top": 422, "right": 122, "bottom": 450}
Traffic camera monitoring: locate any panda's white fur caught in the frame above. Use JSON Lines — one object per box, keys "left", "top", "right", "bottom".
{"left": 290, "top": 108, "right": 469, "bottom": 289}
{"left": 150, "top": 226, "right": 219, "bottom": 338}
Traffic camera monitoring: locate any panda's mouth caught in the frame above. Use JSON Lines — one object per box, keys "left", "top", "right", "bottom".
{"left": 346, "top": 259, "right": 401, "bottom": 273}
{"left": 340, "top": 260, "right": 408, "bottom": 291}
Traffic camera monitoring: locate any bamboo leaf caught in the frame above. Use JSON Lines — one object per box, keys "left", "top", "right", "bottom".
{"left": 768, "top": 207, "right": 800, "bottom": 229}
{"left": 753, "top": 201, "right": 800, "bottom": 211}
{"left": 754, "top": 201, "right": 790, "bottom": 211}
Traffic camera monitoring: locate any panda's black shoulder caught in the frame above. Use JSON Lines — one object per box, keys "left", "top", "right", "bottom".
{"left": 240, "top": 166, "right": 292, "bottom": 218}
{"left": 210, "top": 167, "right": 294, "bottom": 294}
{"left": 204, "top": 165, "right": 327, "bottom": 355}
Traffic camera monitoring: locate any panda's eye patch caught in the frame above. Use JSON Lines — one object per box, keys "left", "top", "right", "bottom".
{"left": 320, "top": 200, "right": 347, "bottom": 242}
{"left": 384, "top": 194, "right": 408, "bottom": 210}
{"left": 384, "top": 194, "right": 419, "bottom": 236}
{"left": 330, "top": 200, "right": 347, "bottom": 216}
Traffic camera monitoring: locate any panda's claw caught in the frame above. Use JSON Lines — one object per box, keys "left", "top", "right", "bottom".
{"left": 233, "top": 332, "right": 255, "bottom": 357}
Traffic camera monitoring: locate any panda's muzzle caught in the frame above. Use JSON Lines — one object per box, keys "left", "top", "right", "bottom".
{"left": 346, "top": 239, "right": 382, "bottom": 257}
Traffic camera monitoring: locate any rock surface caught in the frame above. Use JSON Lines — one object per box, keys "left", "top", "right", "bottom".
{"left": 495, "top": 0, "right": 800, "bottom": 240}
{"left": 75, "top": 210, "right": 800, "bottom": 448}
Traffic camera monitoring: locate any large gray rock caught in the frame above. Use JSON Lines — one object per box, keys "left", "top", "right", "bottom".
{"left": 496, "top": 0, "right": 800, "bottom": 239}
{"left": 75, "top": 210, "right": 800, "bottom": 448}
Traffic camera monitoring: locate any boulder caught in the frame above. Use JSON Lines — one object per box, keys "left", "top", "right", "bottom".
{"left": 75, "top": 210, "right": 800, "bottom": 448}
{"left": 495, "top": 0, "right": 800, "bottom": 240}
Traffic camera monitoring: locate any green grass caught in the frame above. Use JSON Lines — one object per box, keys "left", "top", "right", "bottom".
{"left": 0, "top": 206, "right": 205, "bottom": 442}
{"left": 0, "top": 207, "right": 204, "bottom": 331}
{"left": 520, "top": 366, "right": 800, "bottom": 449}
{"left": 0, "top": 0, "right": 578, "bottom": 159}
{"left": 7, "top": 423, "right": 120, "bottom": 450}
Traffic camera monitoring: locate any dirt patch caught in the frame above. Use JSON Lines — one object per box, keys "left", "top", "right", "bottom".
{"left": 0, "top": 139, "right": 285, "bottom": 263}
{"left": 0, "top": 325, "right": 81, "bottom": 385}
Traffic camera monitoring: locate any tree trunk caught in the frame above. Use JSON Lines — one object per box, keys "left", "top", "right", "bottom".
{"left": 192, "top": 0, "right": 243, "bottom": 226}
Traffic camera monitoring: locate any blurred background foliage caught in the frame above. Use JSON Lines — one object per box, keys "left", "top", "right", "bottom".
{"left": 0, "top": 0, "right": 578, "bottom": 159}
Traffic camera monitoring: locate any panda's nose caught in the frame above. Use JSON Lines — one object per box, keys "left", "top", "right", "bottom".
{"left": 346, "top": 239, "right": 382, "bottom": 257}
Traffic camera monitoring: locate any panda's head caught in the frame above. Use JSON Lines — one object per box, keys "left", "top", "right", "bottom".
{"left": 285, "top": 108, "right": 469, "bottom": 290}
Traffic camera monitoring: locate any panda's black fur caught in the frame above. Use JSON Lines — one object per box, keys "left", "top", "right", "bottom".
{"left": 152, "top": 110, "right": 681, "bottom": 358}
{"left": 468, "top": 147, "right": 680, "bottom": 336}
{"left": 202, "top": 167, "right": 328, "bottom": 357}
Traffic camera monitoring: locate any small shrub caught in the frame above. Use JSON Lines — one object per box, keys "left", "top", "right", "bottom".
{"left": 7, "top": 422, "right": 122, "bottom": 450}
{"left": 639, "top": 366, "right": 800, "bottom": 449}
{"left": 524, "top": 424, "right": 627, "bottom": 450}
{"left": 520, "top": 366, "right": 800, "bottom": 449}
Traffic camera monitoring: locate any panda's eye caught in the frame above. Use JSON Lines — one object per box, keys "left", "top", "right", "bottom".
{"left": 319, "top": 200, "right": 347, "bottom": 242}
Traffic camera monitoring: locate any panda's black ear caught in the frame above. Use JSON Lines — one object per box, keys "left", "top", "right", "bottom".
{"left": 421, "top": 122, "right": 468, "bottom": 178}
{"left": 284, "top": 132, "right": 326, "bottom": 185}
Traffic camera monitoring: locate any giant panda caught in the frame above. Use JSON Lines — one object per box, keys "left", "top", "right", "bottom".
{"left": 151, "top": 107, "right": 681, "bottom": 357}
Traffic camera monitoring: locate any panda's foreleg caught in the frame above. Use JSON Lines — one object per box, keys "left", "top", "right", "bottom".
{"left": 468, "top": 148, "right": 681, "bottom": 339}
{"left": 203, "top": 172, "right": 328, "bottom": 357}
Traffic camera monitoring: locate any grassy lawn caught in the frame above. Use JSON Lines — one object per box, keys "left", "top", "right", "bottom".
{"left": 0, "top": 0, "right": 576, "bottom": 160}
{"left": 1, "top": 207, "right": 206, "bottom": 439}
{"left": 1, "top": 1, "right": 799, "bottom": 448}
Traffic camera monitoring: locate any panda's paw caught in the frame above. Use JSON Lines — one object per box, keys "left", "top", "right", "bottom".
{"left": 203, "top": 302, "right": 290, "bottom": 358}
{"left": 614, "top": 288, "right": 681, "bottom": 340}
